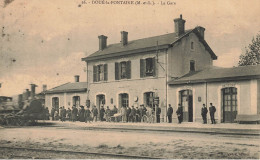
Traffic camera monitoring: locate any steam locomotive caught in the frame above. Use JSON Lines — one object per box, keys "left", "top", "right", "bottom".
{"left": 0, "top": 84, "right": 47, "bottom": 126}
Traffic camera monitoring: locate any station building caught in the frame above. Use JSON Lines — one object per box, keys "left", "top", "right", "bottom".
{"left": 45, "top": 76, "right": 88, "bottom": 111}
{"left": 82, "top": 15, "right": 216, "bottom": 121}
{"left": 81, "top": 15, "right": 260, "bottom": 123}
{"left": 168, "top": 65, "right": 260, "bottom": 123}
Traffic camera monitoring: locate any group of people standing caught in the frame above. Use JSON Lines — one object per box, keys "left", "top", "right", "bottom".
{"left": 119, "top": 104, "right": 161, "bottom": 123}
{"left": 50, "top": 105, "right": 119, "bottom": 123}
{"left": 166, "top": 103, "right": 216, "bottom": 124}
{"left": 166, "top": 104, "right": 183, "bottom": 123}
{"left": 49, "top": 102, "right": 216, "bottom": 124}
{"left": 201, "top": 103, "right": 216, "bottom": 124}
{"left": 99, "top": 105, "right": 118, "bottom": 122}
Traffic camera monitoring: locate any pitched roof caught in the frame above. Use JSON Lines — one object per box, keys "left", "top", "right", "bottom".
{"left": 45, "top": 82, "right": 88, "bottom": 94}
{"left": 82, "top": 27, "right": 217, "bottom": 61}
{"left": 168, "top": 65, "right": 260, "bottom": 85}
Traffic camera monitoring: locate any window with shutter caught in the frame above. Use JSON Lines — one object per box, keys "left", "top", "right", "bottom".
{"left": 145, "top": 58, "right": 153, "bottom": 77}
{"left": 98, "top": 65, "right": 104, "bottom": 81}
{"left": 93, "top": 65, "right": 97, "bottom": 82}
{"left": 152, "top": 57, "right": 156, "bottom": 77}
{"left": 140, "top": 59, "right": 145, "bottom": 78}
{"left": 126, "top": 61, "right": 131, "bottom": 79}
{"left": 120, "top": 61, "right": 127, "bottom": 79}
{"left": 104, "top": 64, "right": 108, "bottom": 81}
{"left": 115, "top": 62, "right": 119, "bottom": 80}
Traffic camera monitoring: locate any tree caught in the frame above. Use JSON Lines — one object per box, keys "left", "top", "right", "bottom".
{"left": 238, "top": 33, "right": 260, "bottom": 66}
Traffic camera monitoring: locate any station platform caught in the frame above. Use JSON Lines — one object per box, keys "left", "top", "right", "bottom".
{"left": 48, "top": 121, "right": 260, "bottom": 136}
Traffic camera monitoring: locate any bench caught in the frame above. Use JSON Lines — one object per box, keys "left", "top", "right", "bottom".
{"left": 235, "top": 114, "right": 260, "bottom": 124}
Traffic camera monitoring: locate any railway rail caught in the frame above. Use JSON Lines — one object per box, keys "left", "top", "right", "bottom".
{"left": 0, "top": 146, "right": 164, "bottom": 159}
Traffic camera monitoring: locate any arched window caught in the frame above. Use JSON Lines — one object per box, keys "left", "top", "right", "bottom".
{"left": 144, "top": 92, "right": 155, "bottom": 109}
{"left": 52, "top": 97, "right": 59, "bottom": 111}
{"left": 119, "top": 93, "right": 129, "bottom": 108}
{"left": 73, "top": 96, "right": 80, "bottom": 108}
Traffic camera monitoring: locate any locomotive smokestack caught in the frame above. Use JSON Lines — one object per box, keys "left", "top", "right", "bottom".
{"left": 24, "top": 89, "right": 29, "bottom": 100}
{"left": 30, "top": 84, "right": 37, "bottom": 99}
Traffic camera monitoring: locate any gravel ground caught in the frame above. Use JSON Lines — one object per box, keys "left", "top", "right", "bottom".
{"left": 0, "top": 148, "right": 117, "bottom": 159}
{"left": 0, "top": 126, "right": 259, "bottom": 159}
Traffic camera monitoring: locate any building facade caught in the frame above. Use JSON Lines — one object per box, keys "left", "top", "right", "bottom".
{"left": 82, "top": 15, "right": 260, "bottom": 123}
{"left": 45, "top": 76, "right": 88, "bottom": 111}
{"left": 82, "top": 15, "right": 217, "bottom": 121}
{"left": 168, "top": 65, "right": 260, "bottom": 123}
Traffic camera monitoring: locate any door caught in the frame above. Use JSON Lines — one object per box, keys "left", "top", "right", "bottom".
{"left": 144, "top": 92, "right": 155, "bottom": 110}
{"left": 119, "top": 93, "right": 129, "bottom": 108}
{"left": 188, "top": 95, "right": 193, "bottom": 122}
{"left": 180, "top": 90, "right": 193, "bottom": 122}
{"left": 73, "top": 96, "right": 80, "bottom": 108}
{"left": 96, "top": 94, "right": 105, "bottom": 119}
{"left": 222, "top": 87, "right": 237, "bottom": 123}
{"left": 52, "top": 97, "right": 59, "bottom": 111}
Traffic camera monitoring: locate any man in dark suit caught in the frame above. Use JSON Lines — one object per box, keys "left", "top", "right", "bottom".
{"left": 176, "top": 104, "right": 183, "bottom": 124}
{"left": 100, "top": 105, "right": 105, "bottom": 121}
{"left": 78, "top": 106, "right": 85, "bottom": 122}
{"left": 72, "top": 105, "right": 78, "bottom": 122}
{"left": 156, "top": 105, "right": 161, "bottom": 123}
{"left": 129, "top": 106, "right": 136, "bottom": 122}
{"left": 92, "top": 105, "right": 98, "bottom": 122}
{"left": 136, "top": 107, "right": 141, "bottom": 122}
{"left": 139, "top": 104, "right": 146, "bottom": 122}
{"left": 126, "top": 106, "right": 131, "bottom": 122}
{"left": 201, "top": 104, "right": 208, "bottom": 124}
{"left": 167, "top": 104, "right": 173, "bottom": 123}
{"left": 51, "top": 107, "right": 55, "bottom": 121}
{"left": 209, "top": 103, "right": 216, "bottom": 124}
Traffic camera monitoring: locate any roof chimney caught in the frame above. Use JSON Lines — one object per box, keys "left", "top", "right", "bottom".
{"left": 196, "top": 26, "right": 205, "bottom": 39}
{"left": 121, "top": 31, "right": 128, "bottom": 46}
{"left": 98, "top": 35, "right": 107, "bottom": 50}
{"left": 174, "top": 14, "right": 186, "bottom": 36}
{"left": 42, "top": 84, "right": 47, "bottom": 92}
{"left": 74, "top": 75, "right": 80, "bottom": 82}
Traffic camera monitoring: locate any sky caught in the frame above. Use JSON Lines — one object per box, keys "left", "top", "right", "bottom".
{"left": 0, "top": 0, "right": 259, "bottom": 96}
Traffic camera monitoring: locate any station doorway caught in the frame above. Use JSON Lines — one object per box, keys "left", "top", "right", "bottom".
{"left": 96, "top": 94, "right": 105, "bottom": 120}
{"left": 222, "top": 87, "right": 237, "bottom": 123}
{"left": 179, "top": 90, "right": 193, "bottom": 122}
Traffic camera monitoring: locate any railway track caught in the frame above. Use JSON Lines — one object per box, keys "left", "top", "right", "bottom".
{"left": 0, "top": 146, "right": 163, "bottom": 159}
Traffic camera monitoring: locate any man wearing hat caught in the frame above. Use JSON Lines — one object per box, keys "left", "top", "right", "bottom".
{"left": 100, "top": 105, "right": 105, "bottom": 121}
{"left": 140, "top": 104, "right": 147, "bottom": 122}
{"left": 105, "top": 106, "right": 111, "bottom": 122}
{"left": 92, "top": 105, "right": 98, "bottom": 122}
{"left": 156, "top": 105, "right": 161, "bottom": 123}
{"left": 78, "top": 106, "right": 85, "bottom": 122}
{"left": 201, "top": 104, "right": 208, "bottom": 124}
{"left": 167, "top": 104, "right": 173, "bottom": 123}
{"left": 209, "top": 103, "right": 216, "bottom": 124}
{"left": 136, "top": 106, "right": 141, "bottom": 122}
{"left": 72, "top": 105, "right": 78, "bottom": 122}
{"left": 176, "top": 104, "right": 183, "bottom": 124}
